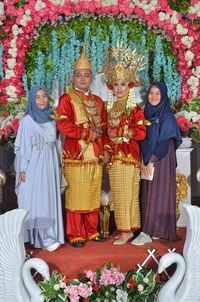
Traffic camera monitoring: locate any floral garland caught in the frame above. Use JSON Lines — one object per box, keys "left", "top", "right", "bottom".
{"left": 0, "top": 0, "right": 199, "bottom": 106}
{"left": 39, "top": 262, "right": 166, "bottom": 302}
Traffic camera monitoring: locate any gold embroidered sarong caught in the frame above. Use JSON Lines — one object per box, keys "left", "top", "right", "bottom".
{"left": 108, "top": 161, "right": 141, "bottom": 231}
{"left": 64, "top": 163, "right": 103, "bottom": 212}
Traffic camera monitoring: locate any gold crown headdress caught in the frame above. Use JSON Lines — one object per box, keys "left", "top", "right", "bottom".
{"left": 74, "top": 43, "right": 92, "bottom": 71}
{"left": 104, "top": 42, "right": 147, "bottom": 87}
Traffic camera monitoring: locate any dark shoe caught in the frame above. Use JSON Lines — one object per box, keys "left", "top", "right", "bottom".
{"left": 71, "top": 241, "right": 85, "bottom": 248}
{"left": 91, "top": 236, "right": 109, "bottom": 242}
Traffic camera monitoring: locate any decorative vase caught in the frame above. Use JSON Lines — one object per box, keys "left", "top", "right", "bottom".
{"left": 179, "top": 137, "right": 192, "bottom": 149}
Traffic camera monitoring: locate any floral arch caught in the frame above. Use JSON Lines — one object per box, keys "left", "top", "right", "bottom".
{"left": 0, "top": 0, "right": 199, "bottom": 106}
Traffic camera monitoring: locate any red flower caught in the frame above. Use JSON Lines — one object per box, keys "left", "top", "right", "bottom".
{"left": 127, "top": 278, "right": 136, "bottom": 290}
{"left": 63, "top": 278, "right": 73, "bottom": 284}
{"left": 93, "top": 285, "right": 100, "bottom": 291}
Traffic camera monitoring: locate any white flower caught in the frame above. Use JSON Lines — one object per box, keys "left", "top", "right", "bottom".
{"left": 185, "top": 50, "right": 194, "bottom": 62}
{"left": 20, "top": 15, "right": 32, "bottom": 27}
{"left": 7, "top": 58, "right": 16, "bottom": 69}
{"left": 48, "top": 0, "right": 66, "bottom": 5}
{"left": 130, "top": 0, "right": 157, "bottom": 13}
{"left": 159, "top": 12, "right": 170, "bottom": 21}
{"left": 12, "top": 24, "right": 20, "bottom": 36}
{"left": 176, "top": 24, "right": 188, "bottom": 35}
{"left": 137, "top": 284, "right": 144, "bottom": 292}
{"left": 5, "top": 69, "right": 15, "bottom": 79}
{"left": 53, "top": 284, "right": 60, "bottom": 290}
{"left": 181, "top": 36, "right": 194, "bottom": 48}
{"left": 143, "top": 277, "right": 149, "bottom": 283}
{"left": 171, "top": 11, "right": 179, "bottom": 25}
{"left": 6, "top": 86, "right": 17, "bottom": 99}
{"left": 25, "top": 9, "right": 31, "bottom": 16}
{"left": 187, "top": 75, "right": 198, "bottom": 87}
{"left": 10, "top": 38, "right": 17, "bottom": 48}
{"left": 1, "top": 115, "right": 14, "bottom": 130}
{"left": 189, "top": 3, "right": 200, "bottom": 17}
{"left": 0, "top": 2, "right": 4, "bottom": 16}
{"left": 35, "top": 0, "right": 47, "bottom": 11}
{"left": 59, "top": 281, "right": 66, "bottom": 288}
{"left": 116, "top": 289, "right": 128, "bottom": 302}
{"left": 8, "top": 48, "right": 17, "bottom": 58}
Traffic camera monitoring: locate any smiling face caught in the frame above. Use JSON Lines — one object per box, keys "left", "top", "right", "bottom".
{"left": 72, "top": 69, "right": 92, "bottom": 92}
{"left": 113, "top": 81, "right": 129, "bottom": 98}
{"left": 36, "top": 89, "right": 48, "bottom": 109}
{"left": 148, "top": 87, "right": 161, "bottom": 106}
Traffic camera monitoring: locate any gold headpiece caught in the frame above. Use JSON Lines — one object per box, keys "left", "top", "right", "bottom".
{"left": 74, "top": 43, "right": 92, "bottom": 71}
{"left": 104, "top": 42, "right": 147, "bottom": 87}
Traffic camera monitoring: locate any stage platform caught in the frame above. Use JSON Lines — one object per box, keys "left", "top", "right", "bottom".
{"left": 27, "top": 228, "right": 186, "bottom": 278}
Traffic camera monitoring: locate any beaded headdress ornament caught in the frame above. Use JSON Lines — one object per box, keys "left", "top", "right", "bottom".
{"left": 104, "top": 42, "right": 147, "bottom": 87}
{"left": 103, "top": 42, "right": 147, "bottom": 111}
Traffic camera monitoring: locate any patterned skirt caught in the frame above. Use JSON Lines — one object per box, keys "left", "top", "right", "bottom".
{"left": 141, "top": 140, "right": 178, "bottom": 241}
{"left": 64, "top": 163, "right": 102, "bottom": 212}
{"left": 108, "top": 160, "right": 141, "bottom": 231}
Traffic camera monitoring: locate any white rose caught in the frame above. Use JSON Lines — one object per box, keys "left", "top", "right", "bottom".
{"left": 171, "top": 11, "right": 179, "bottom": 24}
{"left": 10, "top": 38, "right": 17, "bottom": 47}
{"left": 35, "top": 0, "right": 47, "bottom": 10}
{"left": 5, "top": 69, "right": 15, "bottom": 79}
{"left": 137, "top": 284, "right": 144, "bottom": 292}
{"left": 189, "top": 3, "right": 200, "bottom": 17}
{"left": 185, "top": 50, "right": 194, "bottom": 61}
{"left": 25, "top": 9, "right": 31, "bottom": 16}
{"left": 176, "top": 24, "right": 188, "bottom": 35}
{"left": 59, "top": 281, "right": 66, "bottom": 288}
{"left": 181, "top": 36, "right": 194, "bottom": 48}
{"left": 8, "top": 48, "right": 17, "bottom": 58}
{"left": 187, "top": 75, "right": 199, "bottom": 87}
{"left": 53, "top": 284, "right": 60, "bottom": 290}
{"left": 7, "top": 58, "right": 16, "bottom": 69}
{"left": 0, "top": 2, "right": 4, "bottom": 16}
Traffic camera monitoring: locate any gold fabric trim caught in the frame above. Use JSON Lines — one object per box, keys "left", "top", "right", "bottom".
{"left": 50, "top": 108, "right": 69, "bottom": 120}
{"left": 69, "top": 91, "right": 89, "bottom": 125}
{"left": 110, "top": 151, "right": 140, "bottom": 166}
{"left": 63, "top": 158, "right": 99, "bottom": 165}
{"left": 79, "top": 139, "right": 97, "bottom": 161}
{"left": 136, "top": 119, "right": 151, "bottom": 126}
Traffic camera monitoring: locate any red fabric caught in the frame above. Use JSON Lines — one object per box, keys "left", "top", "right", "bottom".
{"left": 108, "top": 106, "right": 146, "bottom": 163}
{"left": 56, "top": 90, "right": 109, "bottom": 161}
{"left": 66, "top": 210, "right": 99, "bottom": 242}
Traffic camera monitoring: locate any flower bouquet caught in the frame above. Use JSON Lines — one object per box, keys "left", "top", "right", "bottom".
{"left": 39, "top": 262, "right": 165, "bottom": 302}
{"left": 174, "top": 98, "right": 200, "bottom": 144}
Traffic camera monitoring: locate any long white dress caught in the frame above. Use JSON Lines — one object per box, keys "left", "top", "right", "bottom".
{"left": 15, "top": 115, "right": 64, "bottom": 248}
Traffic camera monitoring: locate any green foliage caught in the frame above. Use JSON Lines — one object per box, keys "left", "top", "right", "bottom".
{"left": 25, "top": 15, "right": 176, "bottom": 83}
{"left": 38, "top": 263, "right": 165, "bottom": 302}
{"left": 167, "top": 0, "right": 190, "bottom": 14}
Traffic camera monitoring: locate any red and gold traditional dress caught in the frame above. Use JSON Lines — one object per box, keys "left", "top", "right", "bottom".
{"left": 106, "top": 97, "right": 146, "bottom": 232}
{"left": 103, "top": 44, "right": 148, "bottom": 241}
{"left": 57, "top": 89, "right": 107, "bottom": 243}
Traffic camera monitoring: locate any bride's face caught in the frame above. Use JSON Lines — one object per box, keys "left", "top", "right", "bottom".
{"left": 113, "top": 82, "right": 128, "bottom": 98}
